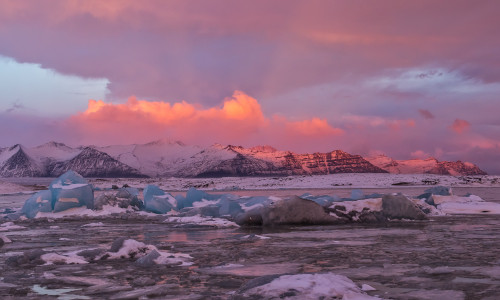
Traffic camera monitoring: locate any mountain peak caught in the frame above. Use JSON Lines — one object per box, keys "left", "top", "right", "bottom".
{"left": 145, "top": 138, "right": 185, "bottom": 147}
{"left": 249, "top": 145, "right": 277, "bottom": 153}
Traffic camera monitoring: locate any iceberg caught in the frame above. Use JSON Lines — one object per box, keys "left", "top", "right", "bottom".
{"left": 21, "top": 190, "right": 53, "bottom": 219}
{"left": 143, "top": 185, "right": 176, "bottom": 214}
{"left": 49, "top": 170, "right": 94, "bottom": 211}
{"left": 21, "top": 170, "right": 94, "bottom": 218}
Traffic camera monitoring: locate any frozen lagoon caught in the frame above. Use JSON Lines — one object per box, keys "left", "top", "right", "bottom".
{"left": 1, "top": 175, "right": 500, "bottom": 299}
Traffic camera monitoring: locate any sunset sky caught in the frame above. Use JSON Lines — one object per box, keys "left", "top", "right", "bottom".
{"left": 0, "top": 1, "right": 499, "bottom": 173}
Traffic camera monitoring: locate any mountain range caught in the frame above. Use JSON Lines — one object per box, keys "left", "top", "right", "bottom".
{"left": 0, "top": 140, "right": 487, "bottom": 178}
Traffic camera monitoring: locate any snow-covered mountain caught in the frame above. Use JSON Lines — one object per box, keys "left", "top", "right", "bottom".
{"left": 0, "top": 141, "right": 487, "bottom": 178}
{"left": 366, "top": 154, "right": 487, "bottom": 176}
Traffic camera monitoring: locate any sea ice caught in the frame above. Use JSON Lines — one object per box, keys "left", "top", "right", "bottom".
{"left": 236, "top": 273, "right": 380, "bottom": 299}
{"left": 21, "top": 190, "right": 52, "bottom": 218}
{"left": 48, "top": 170, "right": 94, "bottom": 212}
{"left": 143, "top": 185, "right": 177, "bottom": 214}
{"left": 102, "top": 238, "right": 192, "bottom": 266}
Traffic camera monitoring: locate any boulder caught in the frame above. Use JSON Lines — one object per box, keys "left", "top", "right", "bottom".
{"left": 236, "top": 196, "right": 339, "bottom": 226}
{"left": 381, "top": 194, "right": 426, "bottom": 220}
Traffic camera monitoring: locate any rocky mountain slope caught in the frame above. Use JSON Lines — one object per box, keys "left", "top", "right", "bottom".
{"left": 366, "top": 154, "right": 487, "bottom": 176}
{"left": 0, "top": 140, "right": 487, "bottom": 177}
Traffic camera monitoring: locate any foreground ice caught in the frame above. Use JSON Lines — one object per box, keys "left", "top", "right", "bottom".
{"left": 37, "top": 238, "right": 192, "bottom": 267}
{"left": 13, "top": 170, "right": 500, "bottom": 225}
{"left": 235, "top": 273, "right": 381, "bottom": 299}
{"left": 21, "top": 170, "right": 94, "bottom": 218}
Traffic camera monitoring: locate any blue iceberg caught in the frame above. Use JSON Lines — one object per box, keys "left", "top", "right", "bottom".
{"left": 21, "top": 190, "right": 53, "bottom": 219}
{"left": 143, "top": 185, "right": 177, "bottom": 214}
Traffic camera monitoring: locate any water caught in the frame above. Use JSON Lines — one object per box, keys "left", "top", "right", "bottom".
{"left": 1, "top": 187, "right": 500, "bottom": 299}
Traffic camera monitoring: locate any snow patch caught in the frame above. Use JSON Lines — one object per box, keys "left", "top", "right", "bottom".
{"left": 241, "top": 273, "right": 381, "bottom": 299}
{"left": 166, "top": 215, "right": 239, "bottom": 228}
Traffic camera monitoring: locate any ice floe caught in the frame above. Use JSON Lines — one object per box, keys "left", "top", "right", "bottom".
{"left": 235, "top": 273, "right": 381, "bottom": 299}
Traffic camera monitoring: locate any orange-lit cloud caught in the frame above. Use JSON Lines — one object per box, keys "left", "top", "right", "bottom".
{"left": 450, "top": 119, "right": 470, "bottom": 134}
{"left": 287, "top": 118, "right": 344, "bottom": 136}
{"left": 68, "top": 91, "right": 341, "bottom": 147}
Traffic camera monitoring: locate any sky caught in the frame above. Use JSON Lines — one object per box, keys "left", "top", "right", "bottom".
{"left": 0, "top": 0, "right": 499, "bottom": 174}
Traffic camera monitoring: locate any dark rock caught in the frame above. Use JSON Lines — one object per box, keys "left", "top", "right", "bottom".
{"left": 382, "top": 194, "right": 426, "bottom": 220}
{"left": 110, "top": 237, "right": 127, "bottom": 252}
{"left": 236, "top": 196, "right": 340, "bottom": 226}
{"left": 76, "top": 248, "right": 105, "bottom": 261}
{"left": 135, "top": 250, "right": 161, "bottom": 268}
{"left": 131, "top": 277, "right": 156, "bottom": 287}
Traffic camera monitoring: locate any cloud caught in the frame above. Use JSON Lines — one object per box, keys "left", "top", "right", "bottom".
{"left": 4, "top": 100, "right": 25, "bottom": 113}
{"left": 410, "top": 150, "right": 430, "bottom": 159}
{"left": 67, "top": 91, "right": 342, "bottom": 147}
{"left": 418, "top": 109, "right": 434, "bottom": 119}
{"left": 450, "top": 119, "right": 471, "bottom": 134}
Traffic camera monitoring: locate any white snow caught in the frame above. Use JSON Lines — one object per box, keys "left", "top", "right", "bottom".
{"left": 428, "top": 195, "right": 500, "bottom": 214}
{"left": 241, "top": 273, "right": 380, "bottom": 299}
{"left": 35, "top": 205, "right": 130, "bottom": 219}
{"left": 50, "top": 183, "right": 88, "bottom": 189}
{"left": 332, "top": 198, "right": 383, "bottom": 214}
{"left": 240, "top": 234, "right": 270, "bottom": 240}
{"left": 41, "top": 253, "right": 88, "bottom": 265}
{"left": 103, "top": 239, "right": 192, "bottom": 266}
{"left": 165, "top": 215, "right": 239, "bottom": 228}
{"left": 88, "top": 173, "right": 500, "bottom": 192}
{"left": 361, "top": 284, "right": 377, "bottom": 291}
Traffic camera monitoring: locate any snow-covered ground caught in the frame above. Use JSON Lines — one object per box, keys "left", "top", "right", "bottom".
{"left": 86, "top": 173, "right": 500, "bottom": 191}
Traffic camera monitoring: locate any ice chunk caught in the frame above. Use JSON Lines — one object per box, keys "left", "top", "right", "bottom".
{"left": 49, "top": 170, "right": 94, "bottom": 211}
{"left": 419, "top": 186, "right": 453, "bottom": 205}
{"left": 50, "top": 170, "right": 87, "bottom": 186}
{"left": 236, "top": 273, "right": 380, "bottom": 299}
{"left": 102, "top": 238, "right": 192, "bottom": 266}
{"left": 218, "top": 197, "right": 244, "bottom": 217}
{"left": 143, "top": 185, "right": 176, "bottom": 214}
{"left": 179, "top": 188, "right": 233, "bottom": 209}
{"left": 21, "top": 190, "right": 53, "bottom": 219}
{"left": 431, "top": 194, "right": 500, "bottom": 214}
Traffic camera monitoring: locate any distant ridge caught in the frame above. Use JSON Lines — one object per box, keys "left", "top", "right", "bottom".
{"left": 0, "top": 140, "right": 487, "bottom": 177}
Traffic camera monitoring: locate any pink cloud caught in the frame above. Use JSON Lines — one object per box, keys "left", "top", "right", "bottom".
{"left": 450, "top": 119, "right": 470, "bottom": 134}
{"left": 67, "top": 91, "right": 342, "bottom": 147}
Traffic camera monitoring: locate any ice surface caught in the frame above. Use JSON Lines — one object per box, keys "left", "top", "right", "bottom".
{"left": 143, "top": 185, "right": 176, "bottom": 214}
{"left": 238, "top": 273, "right": 380, "bottom": 299}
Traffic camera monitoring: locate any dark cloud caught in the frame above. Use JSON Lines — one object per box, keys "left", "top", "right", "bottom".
{"left": 418, "top": 109, "right": 434, "bottom": 119}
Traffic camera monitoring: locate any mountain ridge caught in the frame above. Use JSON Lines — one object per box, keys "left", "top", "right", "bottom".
{"left": 0, "top": 141, "right": 487, "bottom": 177}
